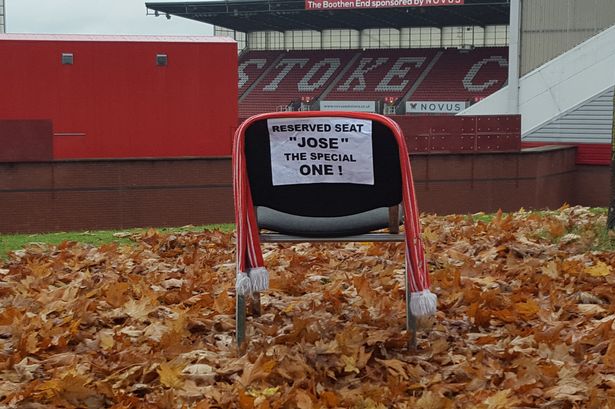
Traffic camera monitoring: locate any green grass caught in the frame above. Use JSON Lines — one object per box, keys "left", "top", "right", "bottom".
{"left": 586, "top": 209, "right": 615, "bottom": 251}
{"left": 3, "top": 208, "right": 614, "bottom": 260}
{"left": 0, "top": 224, "right": 234, "bottom": 259}
{"left": 590, "top": 226, "right": 615, "bottom": 252}
{"left": 469, "top": 212, "right": 498, "bottom": 223}
{"left": 469, "top": 208, "right": 615, "bottom": 252}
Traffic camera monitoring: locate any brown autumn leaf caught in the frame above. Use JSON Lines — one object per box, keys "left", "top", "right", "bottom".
{"left": 541, "top": 260, "right": 559, "bottom": 278}
{"left": 375, "top": 358, "right": 409, "bottom": 381}
{"left": 514, "top": 299, "right": 540, "bottom": 318}
{"left": 335, "top": 326, "right": 364, "bottom": 355}
{"left": 341, "top": 354, "right": 360, "bottom": 374}
{"left": 239, "top": 353, "right": 276, "bottom": 387}
{"left": 34, "top": 370, "right": 101, "bottom": 406}
{"left": 238, "top": 389, "right": 255, "bottom": 409}
{"left": 157, "top": 362, "right": 186, "bottom": 389}
{"left": 122, "top": 298, "right": 156, "bottom": 320}
{"left": 99, "top": 330, "right": 115, "bottom": 350}
{"left": 483, "top": 389, "right": 520, "bottom": 408}
{"left": 104, "top": 282, "right": 132, "bottom": 308}
{"left": 415, "top": 390, "right": 453, "bottom": 409}
{"left": 585, "top": 261, "right": 611, "bottom": 277}
{"left": 214, "top": 287, "right": 234, "bottom": 314}
{"left": 603, "top": 339, "right": 615, "bottom": 367}
{"left": 366, "top": 329, "right": 392, "bottom": 346}
{"left": 353, "top": 275, "right": 379, "bottom": 305}
{"left": 545, "top": 367, "right": 588, "bottom": 402}
{"left": 547, "top": 220, "right": 566, "bottom": 238}
{"left": 294, "top": 389, "right": 314, "bottom": 409}
{"left": 319, "top": 390, "right": 339, "bottom": 407}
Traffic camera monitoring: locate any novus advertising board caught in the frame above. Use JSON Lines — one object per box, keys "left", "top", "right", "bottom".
{"left": 406, "top": 100, "right": 468, "bottom": 114}
{"left": 268, "top": 117, "right": 374, "bottom": 186}
{"left": 305, "top": 0, "right": 463, "bottom": 10}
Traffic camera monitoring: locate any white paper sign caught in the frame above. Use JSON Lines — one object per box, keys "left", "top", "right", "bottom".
{"left": 268, "top": 117, "right": 374, "bottom": 186}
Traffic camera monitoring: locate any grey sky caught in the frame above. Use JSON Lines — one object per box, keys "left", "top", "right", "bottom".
{"left": 6, "top": 0, "right": 214, "bottom": 35}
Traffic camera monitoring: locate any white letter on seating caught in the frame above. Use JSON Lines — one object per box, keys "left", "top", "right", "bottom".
{"left": 463, "top": 56, "right": 508, "bottom": 92}
{"left": 298, "top": 58, "right": 341, "bottom": 92}
{"left": 263, "top": 59, "right": 309, "bottom": 91}
{"left": 375, "top": 57, "right": 425, "bottom": 92}
{"left": 336, "top": 58, "right": 388, "bottom": 92}
{"left": 238, "top": 59, "right": 266, "bottom": 88}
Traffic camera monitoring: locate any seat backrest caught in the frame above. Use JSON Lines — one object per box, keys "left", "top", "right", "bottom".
{"left": 242, "top": 112, "right": 403, "bottom": 219}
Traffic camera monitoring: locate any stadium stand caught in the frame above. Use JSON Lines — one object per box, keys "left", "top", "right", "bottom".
{"left": 324, "top": 48, "right": 438, "bottom": 102}
{"left": 410, "top": 47, "right": 508, "bottom": 102}
{"left": 238, "top": 47, "right": 509, "bottom": 118}
{"left": 239, "top": 50, "right": 359, "bottom": 118}
{"left": 238, "top": 50, "right": 283, "bottom": 96}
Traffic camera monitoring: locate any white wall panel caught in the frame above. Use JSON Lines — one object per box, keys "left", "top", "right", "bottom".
{"left": 521, "top": 0, "right": 615, "bottom": 75}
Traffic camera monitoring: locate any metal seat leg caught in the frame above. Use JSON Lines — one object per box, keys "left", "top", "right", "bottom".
{"left": 251, "top": 292, "right": 261, "bottom": 317}
{"left": 236, "top": 294, "right": 246, "bottom": 349}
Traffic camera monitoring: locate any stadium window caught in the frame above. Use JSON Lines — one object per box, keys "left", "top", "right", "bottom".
{"left": 269, "top": 32, "right": 284, "bottom": 50}
{"left": 485, "top": 25, "right": 509, "bottom": 46}
{"left": 404, "top": 27, "right": 441, "bottom": 48}
{"left": 323, "top": 29, "right": 359, "bottom": 50}
{"left": 248, "top": 32, "right": 266, "bottom": 50}
{"left": 61, "top": 53, "right": 73, "bottom": 65}
{"left": 442, "top": 26, "right": 463, "bottom": 48}
{"left": 156, "top": 54, "right": 168, "bottom": 66}
{"left": 284, "top": 30, "right": 321, "bottom": 50}
{"left": 360, "top": 28, "right": 400, "bottom": 49}
{"left": 499, "top": 26, "right": 509, "bottom": 46}
{"left": 431, "top": 28, "right": 442, "bottom": 48}
{"left": 466, "top": 26, "right": 485, "bottom": 47}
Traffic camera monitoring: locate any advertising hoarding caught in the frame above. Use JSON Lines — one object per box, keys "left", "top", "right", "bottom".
{"left": 406, "top": 100, "right": 468, "bottom": 114}
{"left": 320, "top": 100, "right": 377, "bottom": 112}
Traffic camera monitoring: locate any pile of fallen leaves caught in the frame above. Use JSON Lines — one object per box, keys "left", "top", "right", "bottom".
{"left": 1, "top": 206, "right": 615, "bottom": 408}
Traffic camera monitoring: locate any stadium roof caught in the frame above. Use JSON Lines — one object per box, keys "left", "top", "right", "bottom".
{"left": 145, "top": 0, "right": 510, "bottom": 32}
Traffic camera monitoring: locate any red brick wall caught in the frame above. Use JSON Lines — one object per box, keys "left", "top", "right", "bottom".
{"left": 573, "top": 165, "right": 610, "bottom": 207}
{"left": 1, "top": 147, "right": 604, "bottom": 234}
{"left": 411, "top": 146, "right": 591, "bottom": 214}
{"left": 0, "top": 158, "right": 233, "bottom": 233}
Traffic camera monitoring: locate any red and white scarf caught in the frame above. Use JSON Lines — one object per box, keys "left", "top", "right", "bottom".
{"left": 233, "top": 112, "right": 437, "bottom": 317}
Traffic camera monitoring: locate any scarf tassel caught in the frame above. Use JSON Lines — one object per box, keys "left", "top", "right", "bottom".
{"left": 236, "top": 271, "right": 252, "bottom": 296}
{"left": 409, "top": 289, "right": 438, "bottom": 317}
{"left": 248, "top": 266, "right": 269, "bottom": 293}
{"left": 235, "top": 267, "right": 270, "bottom": 296}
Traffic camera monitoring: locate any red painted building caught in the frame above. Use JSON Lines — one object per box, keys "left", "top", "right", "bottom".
{"left": 0, "top": 34, "right": 237, "bottom": 160}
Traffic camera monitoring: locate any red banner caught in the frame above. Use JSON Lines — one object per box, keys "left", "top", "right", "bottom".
{"left": 305, "top": 0, "right": 463, "bottom": 10}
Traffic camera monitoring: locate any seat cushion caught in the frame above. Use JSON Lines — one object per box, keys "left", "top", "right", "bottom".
{"left": 256, "top": 206, "right": 402, "bottom": 238}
